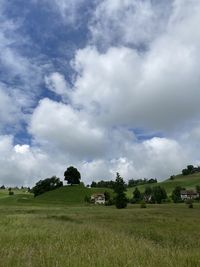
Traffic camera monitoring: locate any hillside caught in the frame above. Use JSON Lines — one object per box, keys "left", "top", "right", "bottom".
{"left": 32, "top": 185, "right": 113, "bottom": 205}
{"left": 0, "top": 185, "right": 113, "bottom": 205}
{"left": 127, "top": 172, "right": 200, "bottom": 198}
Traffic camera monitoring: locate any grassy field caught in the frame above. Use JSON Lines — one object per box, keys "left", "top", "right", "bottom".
{"left": 0, "top": 182, "right": 200, "bottom": 266}
{"left": 0, "top": 197, "right": 200, "bottom": 266}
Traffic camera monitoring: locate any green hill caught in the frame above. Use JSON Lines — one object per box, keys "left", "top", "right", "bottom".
{"left": 32, "top": 185, "right": 113, "bottom": 205}
{"left": 127, "top": 172, "right": 200, "bottom": 198}
{"left": 0, "top": 185, "right": 113, "bottom": 205}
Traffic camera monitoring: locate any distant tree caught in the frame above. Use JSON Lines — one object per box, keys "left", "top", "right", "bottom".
{"left": 0, "top": 185, "right": 5, "bottom": 189}
{"left": 172, "top": 186, "right": 183, "bottom": 203}
{"left": 133, "top": 187, "right": 142, "bottom": 203}
{"left": 170, "top": 175, "right": 175, "bottom": 180}
{"left": 144, "top": 186, "right": 152, "bottom": 202}
{"left": 152, "top": 186, "right": 167, "bottom": 204}
{"left": 64, "top": 166, "right": 81, "bottom": 185}
{"left": 91, "top": 181, "right": 97, "bottom": 188}
{"left": 182, "top": 168, "right": 190, "bottom": 176}
{"left": 31, "top": 176, "right": 63, "bottom": 197}
{"left": 187, "top": 165, "right": 194, "bottom": 172}
{"left": 114, "top": 173, "right": 128, "bottom": 209}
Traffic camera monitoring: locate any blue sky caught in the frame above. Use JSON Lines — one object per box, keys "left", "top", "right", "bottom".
{"left": 0, "top": 0, "right": 200, "bottom": 186}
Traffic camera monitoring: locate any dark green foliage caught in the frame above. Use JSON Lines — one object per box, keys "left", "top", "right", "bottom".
{"left": 140, "top": 202, "right": 147, "bottom": 208}
{"left": 187, "top": 165, "right": 194, "bottom": 172}
{"left": 196, "top": 185, "right": 200, "bottom": 194}
{"left": 172, "top": 186, "right": 183, "bottom": 203}
{"left": 182, "top": 168, "right": 190, "bottom": 175}
{"left": 128, "top": 178, "right": 157, "bottom": 187}
{"left": 188, "top": 203, "right": 193, "bottom": 208}
{"left": 64, "top": 166, "right": 81, "bottom": 185}
{"left": 132, "top": 187, "right": 142, "bottom": 203}
{"left": 104, "top": 191, "right": 111, "bottom": 201}
{"left": 84, "top": 195, "right": 90, "bottom": 203}
{"left": 0, "top": 185, "right": 5, "bottom": 189}
{"left": 151, "top": 186, "right": 167, "bottom": 204}
{"left": 114, "top": 173, "right": 127, "bottom": 209}
{"left": 32, "top": 176, "right": 63, "bottom": 197}
{"left": 8, "top": 191, "right": 14, "bottom": 195}
{"left": 170, "top": 175, "right": 175, "bottom": 180}
{"left": 144, "top": 186, "right": 152, "bottom": 202}
{"left": 91, "top": 180, "right": 116, "bottom": 189}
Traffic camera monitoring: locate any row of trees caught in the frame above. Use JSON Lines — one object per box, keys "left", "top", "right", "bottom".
{"left": 182, "top": 165, "right": 200, "bottom": 176}
{"left": 91, "top": 178, "right": 157, "bottom": 189}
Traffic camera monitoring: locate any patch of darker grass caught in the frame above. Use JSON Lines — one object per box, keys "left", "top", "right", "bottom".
{"left": 46, "top": 215, "right": 82, "bottom": 224}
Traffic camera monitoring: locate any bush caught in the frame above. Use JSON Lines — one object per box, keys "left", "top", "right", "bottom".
{"left": 188, "top": 203, "right": 193, "bottom": 208}
{"left": 9, "top": 191, "right": 14, "bottom": 195}
{"left": 140, "top": 202, "right": 147, "bottom": 208}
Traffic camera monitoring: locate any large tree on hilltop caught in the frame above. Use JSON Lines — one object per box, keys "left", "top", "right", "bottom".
{"left": 64, "top": 166, "right": 81, "bottom": 185}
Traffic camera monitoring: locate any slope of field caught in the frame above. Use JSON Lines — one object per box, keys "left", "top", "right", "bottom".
{"left": 127, "top": 172, "right": 200, "bottom": 198}
{"left": 32, "top": 185, "right": 113, "bottom": 205}
{"left": 0, "top": 185, "right": 113, "bottom": 206}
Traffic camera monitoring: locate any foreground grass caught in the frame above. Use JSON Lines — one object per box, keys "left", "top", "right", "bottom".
{"left": 0, "top": 203, "right": 200, "bottom": 267}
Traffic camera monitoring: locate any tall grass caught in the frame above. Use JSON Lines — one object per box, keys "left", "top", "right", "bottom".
{"left": 0, "top": 204, "right": 199, "bottom": 267}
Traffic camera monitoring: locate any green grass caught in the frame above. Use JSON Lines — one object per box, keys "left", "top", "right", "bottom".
{"left": 0, "top": 202, "right": 199, "bottom": 266}
{"left": 127, "top": 172, "right": 200, "bottom": 198}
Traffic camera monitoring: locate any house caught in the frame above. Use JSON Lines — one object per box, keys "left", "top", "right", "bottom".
{"left": 90, "top": 193, "right": 105, "bottom": 204}
{"left": 180, "top": 190, "right": 199, "bottom": 201}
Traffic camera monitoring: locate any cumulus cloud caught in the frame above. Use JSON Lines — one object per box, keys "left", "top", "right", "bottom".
{"left": 0, "top": 135, "right": 66, "bottom": 186}
{"left": 29, "top": 98, "right": 107, "bottom": 159}
{"left": 45, "top": 72, "right": 70, "bottom": 99}
{"left": 69, "top": 0, "right": 200, "bottom": 131}
{"left": 89, "top": 0, "right": 173, "bottom": 49}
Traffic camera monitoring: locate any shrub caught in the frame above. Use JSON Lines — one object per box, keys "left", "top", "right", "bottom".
{"left": 9, "top": 191, "right": 14, "bottom": 195}
{"left": 140, "top": 202, "right": 147, "bottom": 208}
{"left": 188, "top": 203, "right": 193, "bottom": 208}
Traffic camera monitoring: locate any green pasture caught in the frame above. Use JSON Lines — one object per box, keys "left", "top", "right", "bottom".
{"left": 0, "top": 201, "right": 199, "bottom": 267}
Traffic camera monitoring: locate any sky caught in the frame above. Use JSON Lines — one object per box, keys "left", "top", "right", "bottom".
{"left": 0, "top": 0, "right": 200, "bottom": 186}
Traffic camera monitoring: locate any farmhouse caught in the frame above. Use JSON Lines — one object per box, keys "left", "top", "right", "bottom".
{"left": 91, "top": 193, "right": 105, "bottom": 204}
{"left": 180, "top": 190, "right": 199, "bottom": 200}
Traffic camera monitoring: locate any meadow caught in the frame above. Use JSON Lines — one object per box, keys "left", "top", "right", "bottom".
{"left": 0, "top": 198, "right": 200, "bottom": 267}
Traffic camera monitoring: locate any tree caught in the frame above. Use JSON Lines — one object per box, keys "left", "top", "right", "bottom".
{"left": 144, "top": 186, "right": 152, "bottom": 202}
{"left": 64, "top": 166, "right": 81, "bottom": 185}
{"left": 31, "top": 176, "right": 63, "bottom": 197}
{"left": 133, "top": 187, "right": 142, "bottom": 202}
{"left": 172, "top": 186, "right": 183, "bottom": 203}
{"left": 114, "top": 173, "right": 127, "bottom": 209}
{"left": 182, "top": 168, "right": 190, "bottom": 175}
{"left": 187, "top": 165, "right": 194, "bottom": 172}
{"left": 152, "top": 186, "right": 167, "bottom": 204}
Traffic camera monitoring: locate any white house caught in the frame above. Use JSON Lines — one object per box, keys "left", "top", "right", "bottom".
{"left": 90, "top": 193, "right": 105, "bottom": 204}
{"left": 180, "top": 190, "right": 199, "bottom": 201}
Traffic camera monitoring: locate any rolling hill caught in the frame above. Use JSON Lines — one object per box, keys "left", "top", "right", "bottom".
{"left": 0, "top": 185, "right": 113, "bottom": 205}
{"left": 127, "top": 172, "right": 200, "bottom": 198}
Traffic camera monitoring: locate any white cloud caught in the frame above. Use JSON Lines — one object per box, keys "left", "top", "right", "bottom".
{"left": 45, "top": 72, "right": 70, "bottom": 98}
{"left": 89, "top": 0, "right": 172, "bottom": 48}
{"left": 29, "top": 98, "right": 107, "bottom": 159}
{"left": 69, "top": 0, "right": 200, "bottom": 131}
